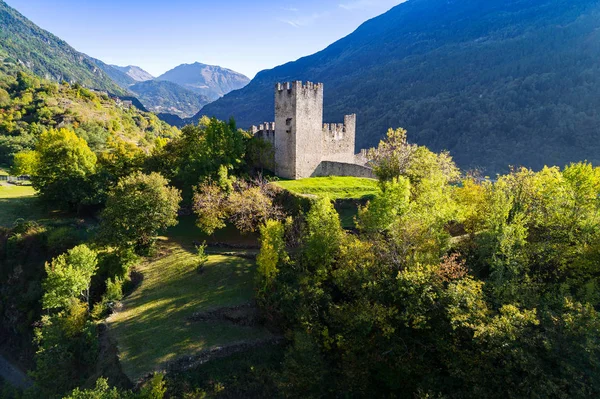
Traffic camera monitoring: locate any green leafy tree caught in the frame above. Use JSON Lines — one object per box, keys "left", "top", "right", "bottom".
{"left": 0, "top": 87, "right": 10, "bottom": 107}
{"left": 29, "top": 128, "right": 97, "bottom": 208}
{"left": 10, "top": 148, "right": 38, "bottom": 176}
{"left": 367, "top": 127, "right": 416, "bottom": 182}
{"left": 192, "top": 180, "right": 229, "bottom": 235}
{"left": 33, "top": 299, "right": 98, "bottom": 396}
{"left": 256, "top": 219, "right": 288, "bottom": 291}
{"left": 42, "top": 244, "right": 98, "bottom": 310}
{"left": 156, "top": 116, "right": 247, "bottom": 199}
{"left": 303, "top": 197, "right": 344, "bottom": 276}
{"left": 100, "top": 172, "right": 181, "bottom": 251}
{"left": 63, "top": 378, "right": 122, "bottom": 399}
{"left": 356, "top": 177, "right": 411, "bottom": 233}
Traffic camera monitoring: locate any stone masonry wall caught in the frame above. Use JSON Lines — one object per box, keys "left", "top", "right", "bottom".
{"left": 293, "top": 82, "right": 324, "bottom": 179}
{"left": 322, "top": 114, "right": 356, "bottom": 164}
{"left": 274, "top": 83, "right": 297, "bottom": 179}
{"left": 312, "top": 161, "right": 375, "bottom": 178}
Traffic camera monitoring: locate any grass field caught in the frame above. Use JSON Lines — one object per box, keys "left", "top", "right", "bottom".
{"left": 0, "top": 183, "right": 43, "bottom": 227}
{"left": 273, "top": 176, "right": 378, "bottom": 200}
{"left": 107, "top": 239, "right": 271, "bottom": 381}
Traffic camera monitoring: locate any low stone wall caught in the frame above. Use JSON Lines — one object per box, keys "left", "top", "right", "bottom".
{"left": 312, "top": 161, "right": 375, "bottom": 178}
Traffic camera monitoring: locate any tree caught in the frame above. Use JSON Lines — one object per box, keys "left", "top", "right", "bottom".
{"left": 100, "top": 172, "right": 181, "bottom": 251}
{"left": 193, "top": 178, "right": 283, "bottom": 235}
{"left": 63, "top": 378, "right": 122, "bottom": 399}
{"left": 256, "top": 219, "right": 288, "bottom": 292}
{"left": 10, "top": 148, "right": 38, "bottom": 176}
{"left": 156, "top": 117, "right": 247, "bottom": 199}
{"left": 356, "top": 177, "right": 411, "bottom": 233}
{"left": 303, "top": 197, "right": 344, "bottom": 275}
{"left": 33, "top": 299, "right": 98, "bottom": 396}
{"left": 192, "top": 180, "right": 229, "bottom": 235}
{"left": 42, "top": 244, "right": 98, "bottom": 310}
{"left": 367, "top": 127, "right": 416, "bottom": 182}
{"left": 29, "top": 128, "right": 97, "bottom": 208}
{"left": 0, "top": 87, "right": 10, "bottom": 107}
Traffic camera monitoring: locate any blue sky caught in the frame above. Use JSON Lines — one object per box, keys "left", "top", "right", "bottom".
{"left": 5, "top": 0, "right": 403, "bottom": 79}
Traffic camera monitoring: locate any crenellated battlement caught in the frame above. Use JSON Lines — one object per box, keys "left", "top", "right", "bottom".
{"left": 275, "top": 81, "right": 323, "bottom": 95}
{"left": 323, "top": 123, "right": 347, "bottom": 140}
{"left": 251, "top": 122, "right": 276, "bottom": 143}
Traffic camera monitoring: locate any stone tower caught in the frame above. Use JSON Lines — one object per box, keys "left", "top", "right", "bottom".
{"left": 251, "top": 81, "right": 372, "bottom": 180}
{"left": 274, "top": 81, "right": 324, "bottom": 179}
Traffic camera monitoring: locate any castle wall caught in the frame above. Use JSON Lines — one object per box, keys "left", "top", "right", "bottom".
{"left": 252, "top": 123, "right": 275, "bottom": 147}
{"left": 322, "top": 114, "right": 356, "bottom": 164}
{"left": 312, "top": 161, "right": 375, "bottom": 179}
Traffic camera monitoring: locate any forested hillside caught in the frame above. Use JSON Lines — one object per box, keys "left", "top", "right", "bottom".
{"left": 199, "top": 0, "right": 600, "bottom": 173}
{"left": 0, "top": 56, "right": 177, "bottom": 165}
{"left": 0, "top": 0, "right": 126, "bottom": 96}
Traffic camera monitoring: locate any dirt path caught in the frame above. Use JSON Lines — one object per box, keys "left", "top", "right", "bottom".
{"left": 0, "top": 354, "right": 33, "bottom": 390}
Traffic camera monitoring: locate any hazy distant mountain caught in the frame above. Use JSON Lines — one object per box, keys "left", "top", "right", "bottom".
{"left": 112, "top": 65, "right": 154, "bottom": 82}
{"left": 0, "top": 0, "right": 126, "bottom": 95}
{"left": 91, "top": 57, "right": 136, "bottom": 88}
{"left": 200, "top": 0, "right": 600, "bottom": 173}
{"left": 157, "top": 62, "right": 250, "bottom": 101}
{"left": 129, "top": 80, "right": 210, "bottom": 118}
{"left": 89, "top": 60, "right": 205, "bottom": 117}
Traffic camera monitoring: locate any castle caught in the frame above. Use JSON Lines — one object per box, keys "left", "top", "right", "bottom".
{"left": 252, "top": 81, "right": 373, "bottom": 180}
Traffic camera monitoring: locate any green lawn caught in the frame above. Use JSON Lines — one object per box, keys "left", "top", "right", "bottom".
{"left": 107, "top": 239, "right": 271, "bottom": 381}
{"left": 0, "top": 183, "right": 43, "bottom": 227}
{"left": 273, "top": 176, "right": 378, "bottom": 200}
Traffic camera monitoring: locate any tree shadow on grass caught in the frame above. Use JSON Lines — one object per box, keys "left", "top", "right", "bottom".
{"left": 108, "top": 245, "right": 270, "bottom": 380}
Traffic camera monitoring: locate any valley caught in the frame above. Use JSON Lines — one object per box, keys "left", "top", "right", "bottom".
{"left": 2, "top": 0, "right": 600, "bottom": 397}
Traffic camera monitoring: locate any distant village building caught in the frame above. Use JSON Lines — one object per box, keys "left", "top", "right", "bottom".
{"left": 252, "top": 81, "right": 373, "bottom": 180}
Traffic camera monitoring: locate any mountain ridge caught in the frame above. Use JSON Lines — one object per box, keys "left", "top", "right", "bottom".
{"left": 157, "top": 62, "right": 250, "bottom": 101}
{"left": 199, "top": 0, "right": 600, "bottom": 173}
{"left": 112, "top": 65, "right": 154, "bottom": 82}
{"left": 0, "top": 0, "right": 126, "bottom": 96}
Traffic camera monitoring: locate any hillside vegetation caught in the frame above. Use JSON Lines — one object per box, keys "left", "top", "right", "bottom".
{"left": 0, "top": 1, "right": 125, "bottom": 95}
{"left": 200, "top": 0, "right": 600, "bottom": 174}
{"left": 0, "top": 59, "right": 178, "bottom": 164}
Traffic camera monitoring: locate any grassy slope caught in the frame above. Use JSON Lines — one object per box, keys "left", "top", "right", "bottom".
{"left": 107, "top": 238, "right": 271, "bottom": 381}
{"left": 273, "top": 176, "right": 378, "bottom": 200}
{"left": 0, "top": 183, "right": 41, "bottom": 227}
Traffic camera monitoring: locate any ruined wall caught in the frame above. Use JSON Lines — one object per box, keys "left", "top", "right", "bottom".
{"left": 322, "top": 114, "right": 356, "bottom": 164}
{"left": 312, "top": 161, "right": 375, "bottom": 179}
